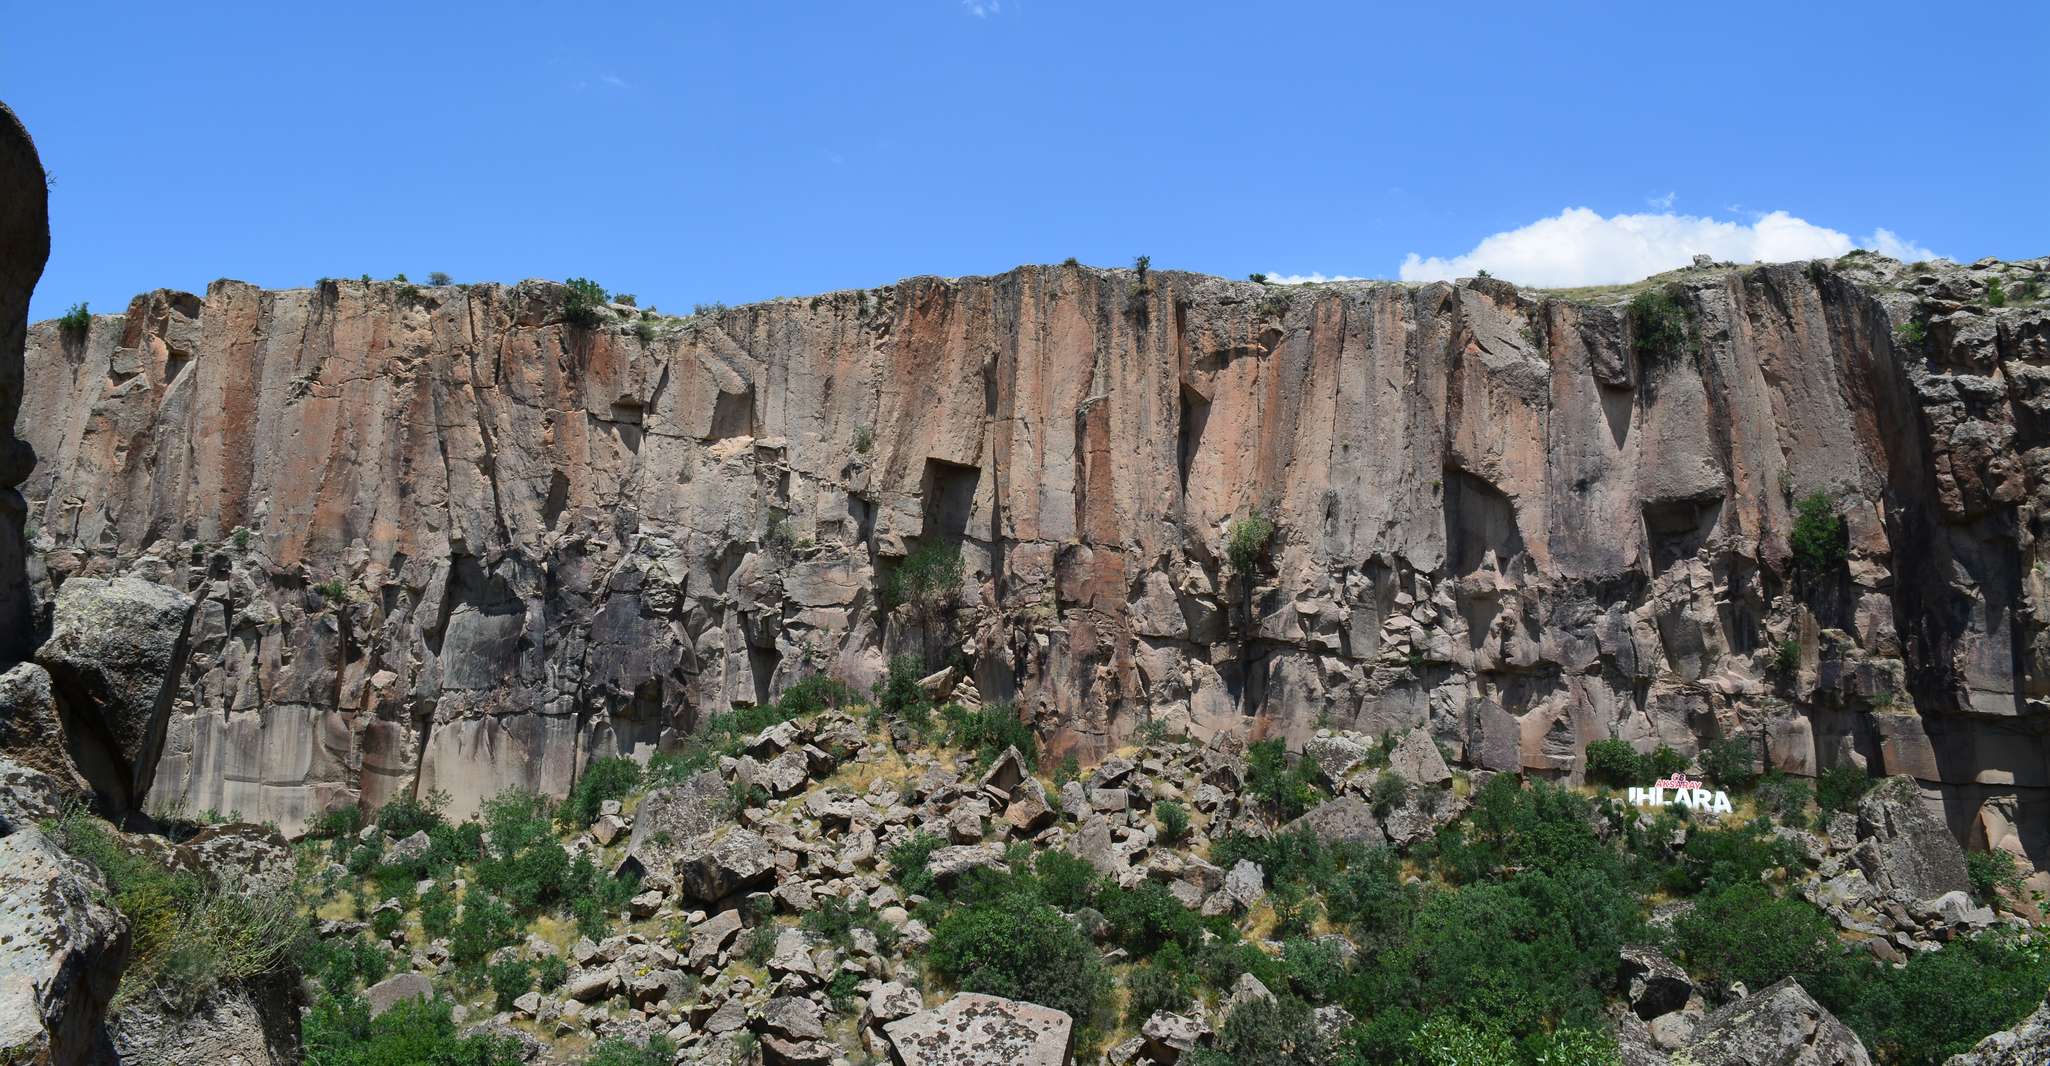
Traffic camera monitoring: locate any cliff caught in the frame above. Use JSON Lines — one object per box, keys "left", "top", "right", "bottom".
{"left": 13, "top": 253, "right": 2050, "bottom": 870}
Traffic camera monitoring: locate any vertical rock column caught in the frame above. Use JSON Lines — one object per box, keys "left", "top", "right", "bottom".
{"left": 0, "top": 102, "right": 48, "bottom": 663}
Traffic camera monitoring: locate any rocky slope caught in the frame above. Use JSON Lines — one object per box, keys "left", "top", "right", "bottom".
{"left": 11, "top": 249, "right": 2050, "bottom": 874}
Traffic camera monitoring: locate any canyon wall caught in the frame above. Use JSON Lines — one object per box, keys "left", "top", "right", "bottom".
{"left": 14, "top": 255, "right": 2050, "bottom": 870}
{"left": 0, "top": 102, "right": 48, "bottom": 664}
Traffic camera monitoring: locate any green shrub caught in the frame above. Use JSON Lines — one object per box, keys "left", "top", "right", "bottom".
{"left": 371, "top": 908, "right": 402, "bottom": 941}
{"left": 316, "top": 578, "right": 350, "bottom": 603}
{"left": 1583, "top": 739, "right": 1648, "bottom": 787}
{"left": 1648, "top": 744, "right": 1689, "bottom": 778}
{"left": 941, "top": 701, "right": 1037, "bottom": 768}
{"left": 561, "top": 277, "right": 609, "bottom": 329}
{"left": 1401, "top": 1017, "right": 1517, "bottom": 1066}
{"left": 1755, "top": 772, "right": 1813, "bottom": 826}
{"left": 1033, "top": 849, "right": 1098, "bottom": 909}
{"left": 1280, "top": 936, "right": 1346, "bottom": 1003}
{"left": 1096, "top": 880, "right": 1202, "bottom": 957}
{"left": 418, "top": 885, "right": 457, "bottom": 940}
{"left": 887, "top": 539, "right": 965, "bottom": 665}
{"left": 1369, "top": 770, "right": 1407, "bottom": 818}
{"left": 1816, "top": 763, "right": 1873, "bottom": 814}
{"left": 1816, "top": 930, "right": 2050, "bottom": 1065}
{"left": 886, "top": 831, "right": 947, "bottom": 899}
{"left": 1524, "top": 1027, "right": 1621, "bottom": 1065}
{"left": 451, "top": 894, "right": 518, "bottom": 967}
{"left": 1698, "top": 736, "right": 1758, "bottom": 790}
{"left": 1245, "top": 739, "right": 1320, "bottom": 821}
{"left": 301, "top": 992, "right": 525, "bottom": 1066}
{"left": 1775, "top": 637, "right": 1802, "bottom": 674}
{"left": 558, "top": 756, "right": 642, "bottom": 828}
{"left": 58, "top": 302, "right": 91, "bottom": 341}
{"left": 536, "top": 953, "right": 568, "bottom": 991}
{"left": 1156, "top": 800, "right": 1191, "bottom": 844}
{"left": 1669, "top": 882, "right": 1834, "bottom": 992}
{"left": 1790, "top": 491, "right": 1846, "bottom": 579}
{"left": 1326, "top": 847, "right": 1417, "bottom": 953}
{"left": 929, "top": 894, "right": 1109, "bottom": 1027}
{"left": 41, "top": 806, "right": 298, "bottom": 1013}
{"left": 1627, "top": 288, "right": 1693, "bottom": 362}
{"left": 870, "top": 654, "right": 933, "bottom": 733}
{"left": 1248, "top": 272, "right": 1269, "bottom": 283}
{"left": 1967, "top": 849, "right": 2027, "bottom": 905}
{"left": 853, "top": 425, "right": 875, "bottom": 453}
{"left": 586, "top": 1035, "right": 678, "bottom": 1066}
{"left": 1126, "top": 943, "right": 1194, "bottom": 1025}
{"left": 1186, "top": 993, "right": 1325, "bottom": 1066}
{"left": 1226, "top": 512, "right": 1276, "bottom": 574}
{"left": 1987, "top": 278, "right": 2008, "bottom": 307}
{"left": 376, "top": 789, "right": 447, "bottom": 839}
{"left": 488, "top": 957, "right": 532, "bottom": 1010}
{"left": 1895, "top": 319, "right": 1928, "bottom": 345}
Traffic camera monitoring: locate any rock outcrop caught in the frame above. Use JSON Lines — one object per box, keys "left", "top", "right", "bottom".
{"left": 1947, "top": 994, "right": 2050, "bottom": 1065}
{"left": 12, "top": 239, "right": 2050, "bottom": 865}
{"left": 0, "top": 822, "right": 130, "bottom": 1065}
{"left": 883, "top": 992, "right": 1074, "bottom": 1066}
{"left": 0, "top": 101, "right": 48, "bottom": 663}
{"left": 1681, "top": 979, "right": 1873, "bottom": 1066}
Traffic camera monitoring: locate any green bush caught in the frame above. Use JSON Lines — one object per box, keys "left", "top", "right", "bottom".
{"left": 941, "top": 701, "right": 1037, "bottom": 768}
{"left": 561, "top": 277, "right": 609, "bottom": 329}
{"left": 537, "top": 953, "right": 568, "bottom": 991}
{"left": 451, "top": 894, "right": 518, "bottom": 967}
{"left": 1096, "top": 880, "right": 1203, "bottom": 957}
{"left": 1775, "top": 637, "right": 1802, "bottom": 674}
{"left": 375, "top": 789, "right": 448, "bottom": 839}
{"left": 58, "top": 302, "right": 91, "bottom": 341}
{"left": 886, "top": 831, "right": 947, "bottom": 899}
{"left": 870, "top": 654, "right": 933, "bottom": 733}
{"left": 1790, "top": 491, "right": 1846, "bottom": 579}
{"left": 1369, "top": 770, "right": 1408, "bottom": 818}
{"left": 1187, "top": 993, "right": 1325, "bottom": 1066}
{"left": 1967, "top": 849, "right": 2027, "bottom": 905}
{"left": 488, "top": 957, "right": 532, "bottom": 1011}
{"left": 1627, "top": 288, "right": 1693, "bottom": 362}
{"left": 1698, "top": 736, "right": 1758, "bottom": 790}
{"left": 586, "top": 1035, "right": 678, "bottom": 1066}
{"left": 1226, "top": 512, "right": 1276, "bottom": 574}
{"left": 1816, "top": 930, "right": 2050, "bottom": 1065}
{"left": 1816, "top": 763, "right": 1873, "bottom": 814}
{"left": 886, "top": 539, "right": 965, "bottom": 664}
{"left": 928, "top": 894, "right": 1110, "bottom": 1027}
{"left": 418, "top": 885, "right": 457, "bottom": 940}
{"left": 1280, "top": 936, "right": 1346, "bottom": 1003}
{"left": 1583, "top": 739, "right": 1647, "bottom": 787}
{"left": 1987, "top": 278, "right": 2008, "bottom": 307}
{"left": 1669, "top": 882, "right": 1834, "bottom": 992}
{"left": 302, "top": 992, "right": 525, "bottom": 1066}
{"left": 41, "top": 806, "right": 298, "bottom": 1013}
{"left": 1156, "top": 800, "right": 1191, "bottom": 844}
{"left": 1126, "top": 943, "right": 1194, "bottom": 1025}
{"left": 558, "top": 756, "right": 642, "bottom": 828}
{"left": 1245, "top": 739, "right": 1321, "bottom": 821}
{"left": 1648, "top": 744, "right": 1690, "bottom": 778}
{"left": 1754, "top": 772, "right": 1813, "bottom": 826}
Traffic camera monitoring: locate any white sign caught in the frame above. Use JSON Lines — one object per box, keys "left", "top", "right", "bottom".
{"left": 1627, "top": 773, "right": 1733, "bottom": 815}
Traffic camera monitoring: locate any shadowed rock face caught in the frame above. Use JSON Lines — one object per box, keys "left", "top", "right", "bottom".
{"left": 0, "top": 102, "right": 50, "bottom": 664}
{"left": 14, "top": 254, "right": 2050, "bottom": 860}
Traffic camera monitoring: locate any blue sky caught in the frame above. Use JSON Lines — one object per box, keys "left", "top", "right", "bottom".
{"left": 8, "top": 1, "right": 2046, "bottom": 320}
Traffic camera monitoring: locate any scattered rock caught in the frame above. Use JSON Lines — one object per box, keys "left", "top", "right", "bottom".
{"left": 883, "top": 992, "right": 1074, "bottom": 1066}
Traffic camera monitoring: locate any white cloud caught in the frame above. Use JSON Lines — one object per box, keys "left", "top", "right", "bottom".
{"left": 1646, "top": 191, "right": 1676, "bottom": 210}
{"left": 1262, "top": 272, "right": 1366, "bottom": 285}
{"left": 962, "top": 0, "right": 1000, "bottom": 15}
{"left": 600, "top": 74, "right": 629, "bottom": 89}
{"left": 1398, "top": 207, "right": 1946, "bottom": 287}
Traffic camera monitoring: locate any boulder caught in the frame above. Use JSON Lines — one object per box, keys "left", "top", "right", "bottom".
{"left": 0, "top": 825, "right": 129, "bottom": 1065}
{"left": 1141, "top": 1010, "right": 1211, "bottom": 1063}
{"left": 176, "top": 822, "right": 298, "bottom": 896}
{"left": 1681, "top": 979, "right": 1872, "bottom": 1065}
{"left": 1386, "top": 729, "right": 1451, "bottom": 786}
{"left": 1302, "top": 733, "right": 1371, "bottom": 786}
{"left": 1855, "top": 776, "right": 1970, "bottom": 902}
{"left": 675, "top": 827, "right": 777, "bottom": 903}
{"left": 689, "top": 909, "right": 744, "bottom": 968}
{"left": 762, "top": 995, "right": 828, "bottom": 1041}
{"left": 108, "top": 975, "right": 302, "bottom": 1066}
{"left": 883, "top": 992, "right": 1074, "bottom": 1066}
{"left": 0, "top": 662, "right": 87, "bottom": 791}
{"left": 35, "top": 576, "right": 194, "bottom": 807}
{"left": 619, "top": 770, "right": 732, "bottom": 882}
{"left": 862, "top": 981, "right": 923, "bottom": 1029}
{"left": 1619, "top": 945, "right": 1694, "bottom": 1021}
{"left": 364, "top": 972, "right": 434, "bottom": 1018}
{"left": 1286, "top": 795, "right": 1385, "bottom": 847}
{"left": 1005, "top": 777, "right": 1056, "bottom": 834}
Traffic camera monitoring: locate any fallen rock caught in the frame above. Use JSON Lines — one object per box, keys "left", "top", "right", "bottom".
{"left": 1855, "top": 776, "right": 1970, "bottom": 902}
{"left": 0, "top": 825, "right": 129, "bottom": 1065}
{"left": 675, "top": 827, "right": 777, "bottom": 903}
{"left": 1946, "top": 993, "right": 2050, "bottom": 1064}
{"left": 34, "top": 576, "right": 193, "bottom": 806}
{"left": 1681, "top": 978, "right": 1872, "bottom": 1065}
{"left": 1387, "top": 729, "right": 1451, "bottom": 786}
{"left": 1620, "top": 945, "right": 1694, "bottom": 1021}
{"left": 364, "top": 972, "right": 434, "bottom": 1018}
{"left": 1286, "top": 795, "right": 1385, "bottom": 847}
{"left": 883, "top": 992, "right": 1074, "bottom": 1066}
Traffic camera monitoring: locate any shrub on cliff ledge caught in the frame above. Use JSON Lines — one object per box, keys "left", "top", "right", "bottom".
{"left": 1226, "top": 511, "right": 1276, "bottom": 574}
{"left": 561, "top": 276, "right": 609, "bottom": 329}
{"left": 1791, "top": 490, "right": 1846, "bottom": 579}
{"left": 58, "top": 301, "right": 90, "bottom": 341}
{"left": 887, "top": 540, "right": 964, "bottom": 665}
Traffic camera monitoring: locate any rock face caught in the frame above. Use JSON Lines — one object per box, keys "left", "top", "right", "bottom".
{"left": 0, "top": 102, "right": 47, "bottom": 665}
{"left": 34, "top": 575, "right": 194, "bottom": 810}
{"left": 1854, "top": 774, "right": 1971, "bottom": 901}
{"left": 883, "top": 992, "right": 1074, "bottom": 1066}
{"left": 1682, "top": 979, "right": 1872, "bottom": 1066}
{"left": 0, "top": 824, "right": 130, "bottom": 1065}
{"left": 12, "top": 250, "right": 2050, "bottom": 861}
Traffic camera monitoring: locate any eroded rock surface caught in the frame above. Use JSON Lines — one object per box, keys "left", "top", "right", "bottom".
{"left": 13, "top": 254, "right": 2050, "bottom": 873}
{"left": 883, "top": 992, "right": 1074, "bottom": 1066}
{"left": 0, "top": 823, "right": 129, "bottom": 1065}
{"left": 1682, "top": 979, "right": 1873, "bottom": 1066}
